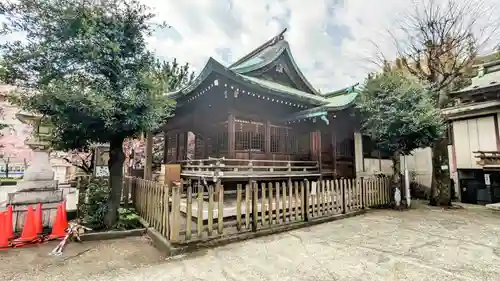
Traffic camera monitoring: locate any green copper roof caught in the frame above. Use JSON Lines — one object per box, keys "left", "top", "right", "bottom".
{"left": 238, "top": 74, "right": 326, "bottom": 104}
{"left": 164, "top": 57, "right": 327, "bottom": 105}
{"left": 453, "top": 59, "right": 500, "bottom": 94}
{"left": 164, "top": 30, "right": 362, "bottom": 119}
{"left": 322, "top": 83, "right": 359, "bottom": 98}
{"left": 229, "top": 30, "right": 320, "bottom": 96}
{"left": 324, "top": 91, "right": 359, "bottom": 107}
{"left": 230, "top": 40, "right": 287, "bottom": 72}
{"left": 283, "top": 91, "right": 359, "bottom": 122}
{"left": 229, "top": 29, "right": 287, "bottom": 69}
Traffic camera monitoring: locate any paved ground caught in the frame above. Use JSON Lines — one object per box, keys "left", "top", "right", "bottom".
{"left": 2, "top": 201, "right": 500, "bottom": 281}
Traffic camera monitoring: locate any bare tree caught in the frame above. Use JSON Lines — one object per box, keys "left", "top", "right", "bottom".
{"left": 391, "top": 0, "right": 499, "bottom": 205}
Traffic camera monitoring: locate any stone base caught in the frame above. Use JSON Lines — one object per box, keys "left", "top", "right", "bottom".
{"left": 8, "top": 188, "right": 62, "bottom": 205}
{"left": 8, "top": 181, "right": 64, "bottom": 231}
{"left": 15, "top": 179, "right": 58, "bottom": 192}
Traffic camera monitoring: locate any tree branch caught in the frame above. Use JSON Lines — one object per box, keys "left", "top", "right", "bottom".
{"left": 391, "top": 0, "right": 499, "bottom": 103}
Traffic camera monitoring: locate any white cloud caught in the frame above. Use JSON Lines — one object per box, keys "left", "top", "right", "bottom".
{"left": 143, "top": 0, "right": 500, "bottom": 92}
{"left": 2, "top": 0, "right": 499, "bottom": 91}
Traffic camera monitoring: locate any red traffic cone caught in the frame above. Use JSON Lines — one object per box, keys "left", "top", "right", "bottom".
{"left": 5, "top": 206, "right": 14, "bottom": 240}
{"left": 34, "top": 203, "right": 43, "bottom": 235}
{"left": 0, "top": 212, "right": 10, "bottom": 249}
{"left": 13, "top": 206, "right": 39, "bottom": 245}
{"left": 48, "top": 203, "right": 67, "bottom": 240}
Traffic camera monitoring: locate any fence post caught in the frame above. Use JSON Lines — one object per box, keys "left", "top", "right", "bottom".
{"left": 303, "top": 179, "right": 310, "bottom": 221}
{"left": 123, "top": 177, "right": 130, "bottom": 208}
{"left": 341, "top": 179, "right": 346, "bottom": 214}
{"left": 251, "top": 181, "right": 258, "bottom": 232}
{"left": 169, "top": 182, "right": 181, "bottom": 242}
{"left": 360, "top": 177, "right": 365, "bottom": 209}
{"left": 131, "top": 178, "right": 137, "bottom": 207}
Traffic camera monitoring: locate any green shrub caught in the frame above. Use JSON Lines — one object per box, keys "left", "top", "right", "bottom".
{"left": 79, "top": 177, "right": 142, "bottom": 231}
{"left": 0, "top": 180, "right": 18, "bottom": 186}
{"left": 114, "top": 208, "right": 141, "bottom": 230}
{"left": 82, "top": 178, "right": 109, "bottom": 230}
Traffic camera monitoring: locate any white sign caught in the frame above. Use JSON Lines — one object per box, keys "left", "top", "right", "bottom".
{"left": 484, "top": 174, "right": 491, "bottom": 186}
{"left": 95, "top": 166, "right": 109, "bottom": 177}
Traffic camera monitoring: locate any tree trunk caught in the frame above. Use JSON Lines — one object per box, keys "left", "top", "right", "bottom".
{"left": 391, "top": 151, "right": 402, "bottom": 203}
{"left": 430, "top": 137, "right": 451, "bottom": 206}
{"left": 5, "top": 163, "right": 9, "bottom": 179}
{"left": 104, "top": 136, "right": 126, "bottom": 228}
{"left": 88, "top": 149, "right": 96, "bottom": 175}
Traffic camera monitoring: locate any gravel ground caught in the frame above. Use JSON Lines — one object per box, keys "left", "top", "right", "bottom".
{"left": 2, "top": 201, "right": 500, "bottom": 281}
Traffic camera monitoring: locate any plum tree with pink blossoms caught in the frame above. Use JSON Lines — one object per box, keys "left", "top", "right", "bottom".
{"left": 0, "top": 87, "right": 33, "bottom": 176}
{"left": 0, "top": 130, "right": 33, "bottom": 177}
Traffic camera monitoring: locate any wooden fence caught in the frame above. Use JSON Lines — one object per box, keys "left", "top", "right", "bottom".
{"left": 130, "top": 177, "right": 391, "bottom": 245}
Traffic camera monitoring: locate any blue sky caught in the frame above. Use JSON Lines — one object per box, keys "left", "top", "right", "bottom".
{"left": 2, "top": 0, "right": 500, "bottom": 92}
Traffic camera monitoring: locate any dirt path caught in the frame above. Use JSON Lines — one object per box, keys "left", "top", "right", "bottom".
{"left": 0, "top": 236, "right": 166, "bottom": 281}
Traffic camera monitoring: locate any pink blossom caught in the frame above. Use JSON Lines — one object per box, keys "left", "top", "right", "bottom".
{"left": 0, "top": 90, "right": 33, "bottom": 165}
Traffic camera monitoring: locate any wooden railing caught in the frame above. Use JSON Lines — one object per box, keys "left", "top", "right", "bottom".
{"left": 474, "top": 150, "right": 500, "bottom": 166}
{"left": 131, "top": 176, "right": 392, "bottom": 244}
{"left": 177, "top": 158, "right": 320, "bottom": 180}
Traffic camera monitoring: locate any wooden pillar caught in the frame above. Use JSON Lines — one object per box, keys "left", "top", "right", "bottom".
{"left": 144, "top": 132, "right": 153, "bottom": 180}
{"left": 163, "top": 131, "right": 168, "bottom": 164}
{"left": 174, "top": 132, "right": 180, "bottom": 161}
{"left": 228, "top": 112, "right": 235, "bottom": 158}
{"left": 179, "top": 131, "right": 187, "bottom": 160}
{"left": 265, "top": 120, "right": 271, "bottom": 158}
{"left": 317, "top": 130, "right": 323, "bottom": 180}
{"left": 331, "top": 125, "right": 337, "bottom": 177}
{"left": 354, "top": 131, "right": 364, "bottom": 178}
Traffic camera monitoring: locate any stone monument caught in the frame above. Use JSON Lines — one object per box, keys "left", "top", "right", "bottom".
{"left": 8, "top": 112, "right": 63, "bottom": 230}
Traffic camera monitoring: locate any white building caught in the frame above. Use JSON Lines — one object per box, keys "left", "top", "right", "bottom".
{"left": 442, "top": 59, "right": 500, "bottom": 204}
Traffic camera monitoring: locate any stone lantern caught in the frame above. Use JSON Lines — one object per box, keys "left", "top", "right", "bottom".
{"left": 15, "top": 112, "right": 55, "bottom": 183}
{"left": 6, "top": 112, "right": 63, "bottom": 230}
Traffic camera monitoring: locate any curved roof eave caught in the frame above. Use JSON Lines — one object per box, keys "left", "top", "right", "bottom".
{"left": 236, "top": 74, "right": 326, "bottom": 105}
{"left": 322, "top": 83, "right": 360, "bottom": 98}
{"left": 164, "top": 57, "right": 222, "bottom": 100}
{"left": 164, "top": 57, "right": 327, "bottom": 105}
{"left": 282, "top": 44, "right": 321, "bottom": 96}
{"left": 282, "top": 91, "right": 359, "bottom": 122}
